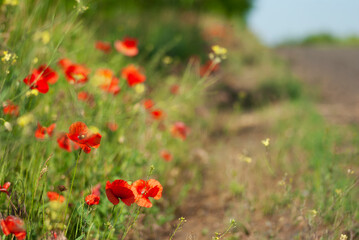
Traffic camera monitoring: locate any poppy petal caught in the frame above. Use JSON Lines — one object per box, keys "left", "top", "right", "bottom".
{"left": 105, "top": 181, "right": 120, "bottom": 205}
{"left": 136, "top": 197, "right": 152, "bottom": 208}
{"left": 47, "top": 124, "right": 56, "bottom": 137}
{"left": 0, "top": 220, "right": 10, "bottom": 235}
{"left": 147, "top": 179, "right": 163, "bottom": 199}
{"left": 3, "top": 182, "right": 10, "bottom": 190}
{"left": 85, "top": 133, "right": 102, "bottom": 148}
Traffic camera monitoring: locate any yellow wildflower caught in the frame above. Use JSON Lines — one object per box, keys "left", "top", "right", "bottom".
{"left": 34, "top": 31, "right": 51, "bottom": 44}
{"left": 309, "top": 209, "right": 317, "bottom": 217}
{"left": 237, "top": 153, "right": 252, "bottom": 163}
{"left": 1, "top": 51, "right": 11, "bottom": 62}
{"left": 340, "top": 234, "right": 348, "bottom": 240}
{"left": 335, "top": 189, "right": 342, "bottom": 196}
{"left": 25, "top": 89, "right": 39, "bottom": 97}
{"left": 4, "top": 0, "right": 18, "bottom": 6}
{"left": 212, "top": 45, "right": 227, "bottom": 55}
{"left": 262, "top": 138, "right": 270, "bottom": 147}
{"left": 134, "top": 83, "right": 145, "bottom": 94}
{"left": 17, "top": 114, "right": 34, "bottom": 127}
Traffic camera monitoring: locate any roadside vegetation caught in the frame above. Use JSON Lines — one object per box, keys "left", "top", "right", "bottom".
{"left": 0, "top": 0, "right": 358, "bottom": 239}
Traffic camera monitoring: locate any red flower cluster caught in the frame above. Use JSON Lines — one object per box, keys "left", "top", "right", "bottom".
{"left": 47, "top": 192, "right": 65, "bottom": 203}
{"left": 171, "top": 122, "right": 189, "bottom": 140}
{"left": 95, "top": 41, "right": 111, "bottom": 53}
{"left": 106, "top": 179, "right": 162, "bottom": 208}
{"left": 115, "top": 37, "right": 139, "bottom": 57}
{"left": 2, "top": 101, "right": 19, "bottom": 117}
{"left": 1, "top": 216, "right": 26, "bottom": 240}
{"left": 121, "top": 64, "right": 146, "bottom": 87}
{"left": 0, "top": 182, "right": 10, "bottom": 196}
{"left": 35, "top": 123, "right": 56, "bottom": 139}
{"left": 67, "top": 122, "right": 102, "bottom": 153}
{"left": 58, "top": 58, "right": 90, "bottom": 84}
{"left": 23, "top": 65, "right": 58, "bottom": 94}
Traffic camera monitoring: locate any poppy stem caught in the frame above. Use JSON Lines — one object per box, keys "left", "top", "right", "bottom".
{"left": 105, "top": 204, "right": 124, "bottom": 239}
{"left": 120, "top": 207, "right": 141, "bottom": 240}
{"left": 64, "top": 149, "right": 82, "bottom": 233}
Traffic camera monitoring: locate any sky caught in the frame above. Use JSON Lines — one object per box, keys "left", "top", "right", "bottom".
{"left": 248, "top": 0, "right": 359, "bottom": 45}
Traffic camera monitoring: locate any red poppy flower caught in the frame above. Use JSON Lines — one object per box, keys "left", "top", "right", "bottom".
{"left": 47, "top": 192, "right": 65, "bottom": 203}
{"left": 0, "top": 215, "right": 26, "bottom": 240}
{"left": 115, "top": 37, "right": 138, "bottom": 57}
{"left": 64, "top": 64, "right": 90, "bottom": 84}
{"left": 37, "top": 65, "right": 58, "bottom": 84}
{"left": 132, "top": 179, "right": 163, "bottom": 208}
{"left": 199, "top": 60, "right": 220, "bottom": 77}
{"left": 35, "top": 123, "right": 56, "bottom": 139}
{"left": 67, "top": 122, "right": 102, "bottom": 153}
{"left": 160, "top": 150, "right": 172, "bottom": 162}
{"left": 2, "top": 101, "right": 19, "bottom": 117}
{"left": 91, "top": 183, "right": 101, "bottom": 197}
{"left": 23, "top": 65, "right": 58, "bottom": 94}
{"left": 170, "top": 84, "right": 180, "bottom": 95}
{"left": 143, "top": 99, "right": 154, "bottom": 110}
{"left": 106, "top": 180, "right": 137, "bottom": 206}
{"left": 170, "top": 122, "right": 189, "bottom": 140}
{"left": 151, "top": 109, "right": 165, "bottom": 120}
{"left": 0, "top": 182, "right": 10, "bottom": 196}
{"left": 85, "top": 194, "right": 100, "bottom": 206}
{"left": 100, "top": 77, "right": 121, "bottom": 95}
{"left": 23, "top": 70, "right": 48, "bottom": 93}
{"left": 95, "top": 41, "right": 111, "bottom": 53}
{"left": 106, "top": 122, "right": 118, "bottom": 132}
{"left": 121, "top": 65, "right": 146, "bottom": 87}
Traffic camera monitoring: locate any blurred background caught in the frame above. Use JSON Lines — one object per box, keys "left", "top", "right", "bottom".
{"left": 249, "top": 0, "right": 359, "bottom": 46}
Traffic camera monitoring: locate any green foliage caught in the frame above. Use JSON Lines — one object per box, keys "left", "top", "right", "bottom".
{"left": 84, "top": 0, "right": 253, "bottom": 18}
{"left": 279, "top": 33, "right": 359, "bottom": 47}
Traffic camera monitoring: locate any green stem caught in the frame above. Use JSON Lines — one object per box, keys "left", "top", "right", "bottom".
{"left": 106, "top": 204, "right": 125, "bottom": 240}
{"left": 264, "top": 147, "right": 275, "bottom": 176}
{"left": 121, "top": 207, "right": 141, "bottom": 240}
{"left": 64, "top": 149, "right": 82, "bottom": 233}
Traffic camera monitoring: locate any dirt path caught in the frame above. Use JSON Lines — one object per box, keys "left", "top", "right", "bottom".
{"left": 276, "top": 46, "right": 359, "bottom": 124}
{"left": 165, "top": 46, "right": 359, "bottom": 239}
